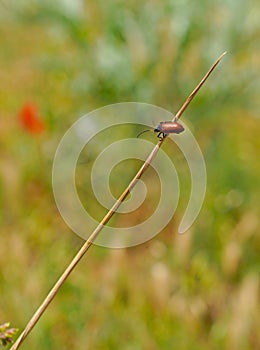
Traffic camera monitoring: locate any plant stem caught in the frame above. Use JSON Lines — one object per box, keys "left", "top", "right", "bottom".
{"left": 10, "top": 52, "right": 226, "bottom": 350}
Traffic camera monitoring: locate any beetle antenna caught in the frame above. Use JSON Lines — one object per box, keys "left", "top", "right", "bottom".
{"left": 137, "top": 129, "right": 152, "bottom": 138}
{"left": 174, "top": 51, "right": 227, "bottom": 121}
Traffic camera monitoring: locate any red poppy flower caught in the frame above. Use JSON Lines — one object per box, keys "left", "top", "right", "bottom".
{"left": 19, "top": 103, "right": 45, "bottom": 134}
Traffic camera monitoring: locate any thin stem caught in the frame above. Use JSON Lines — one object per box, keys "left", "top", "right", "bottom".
{"left": 174, "top": 51, "right": 227, "bottom": 121}
{"left": 10, "top": 52, "right": 226, "bottom": 350}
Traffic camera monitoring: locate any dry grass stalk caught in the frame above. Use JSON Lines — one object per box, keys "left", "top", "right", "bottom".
{"left": 11, "top": 52, "right": 226, "bottom": 350}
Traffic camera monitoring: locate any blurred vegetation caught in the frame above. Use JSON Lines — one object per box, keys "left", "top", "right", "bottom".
{"left": 0, "top": 0, "right": 259, "bottom": 349}
{"left": 0, "top": 322, "right": 18, "bottom": 347}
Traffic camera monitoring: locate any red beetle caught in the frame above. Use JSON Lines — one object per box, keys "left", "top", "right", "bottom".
{"left": 137, "top": 119, "right": 184, "bottom": 140}
{"left": 154, "top": 120, "right": 184, "bottom": 139}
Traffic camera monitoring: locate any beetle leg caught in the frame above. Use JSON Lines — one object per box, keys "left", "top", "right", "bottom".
{"left": 157, "top": 132, "right": 163, "bottom": 140}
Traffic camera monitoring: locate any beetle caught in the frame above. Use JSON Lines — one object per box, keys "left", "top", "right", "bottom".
{"left": 137, "top": 119, "right": 184, "bottom": 140}
{"left": 154, "top": 120, "right": 184, "bottom": 139}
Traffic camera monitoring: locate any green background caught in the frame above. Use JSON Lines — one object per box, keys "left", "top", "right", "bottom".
{"left": 0, "top": 1, "right": 259, "bottom": 349}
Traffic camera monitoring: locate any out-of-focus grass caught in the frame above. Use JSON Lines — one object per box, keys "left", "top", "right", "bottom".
{"left": 0, "top": 1, "right": 259, "bottom": 349}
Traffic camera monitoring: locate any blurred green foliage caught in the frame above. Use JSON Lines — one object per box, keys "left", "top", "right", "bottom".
{"left": 0, "top": 0, "right": 259, "bottom": 349}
